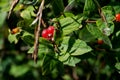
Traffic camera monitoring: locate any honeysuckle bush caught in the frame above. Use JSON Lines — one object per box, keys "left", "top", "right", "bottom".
{"left": 0, "top": 0, "right": 120, "bottom": 80}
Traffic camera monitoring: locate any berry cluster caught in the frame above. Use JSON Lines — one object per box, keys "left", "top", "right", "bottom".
{"left": 42, "top": 26, "right": 55, "bottom": 41}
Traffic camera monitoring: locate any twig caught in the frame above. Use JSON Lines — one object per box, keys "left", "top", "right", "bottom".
{"left": 30, "top": 0, "right": 45, "bottom": 26}
{"left": 94, "top": 0, "right": 108, "bottom": 27}
{"left": 8, "top": 0, "right": 19, "bottom": 19}
{"left": 72, "top": 68, "right": 79, "bottom": 80}
{"left": 32, "top": 0, "right": 45, "bottom": 63}
{"left": 41, "top": 19, "right": 47, "bottom": 28}
{"left": 86, "top": 72, "right": 92, "bottom": 80}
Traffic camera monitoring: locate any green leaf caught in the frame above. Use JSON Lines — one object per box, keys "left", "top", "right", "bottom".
{"left": 68, "top": 0, "right": 75, "bottom": 3}
{"left": 59, "top": 52, "right": 70, "bottom": 62}
{"left": 17, "top": 20, "right": 33, "bottom": 28}
{"left": 113, "top": 4, "right": 120, "bottom": 14}
{"left": 60, "top": 36, "right": 92, "bottom": 56}
{"left": 42, "top": 55, "right": 58, "bottom": 75}
{"left": 0, "top": 58, "right": 12, "bottom": 73}
{"left": 22, "top": 32, "right": 34, "bottom": 45}
{"left": 64, "top": 0, "right": 77, "bottom": 12}
{"left": 79, "top": 27, "right": 95, "bottom": 42}
{"left": 22, "top": 31, "right": 33, "bottom": 37}
{"left": 0, "top": 0, "right": 10, "bottom": 12}
{"left": 102, "top": 35, "right": 112, "bottom": 48}
{"left": 112, "top": 31, "right": 120, "bottom": 50}
{"left": 51, "top": 0, "right": 64, "bottom": 15}
{"left": 69, "top": 38, "right": 92, "bottom": 56}
{"left": 27, "top": 47, "right": 34, "bottom": 53}
{"left": 86, "top": 24, "right": 103, "bottom": 38}
{"left": 115, "top": 62, "right": 120, "bottom": 70}
{"left": 102, "top": 6, "right": 115, "bottom": 21}
{"left": 58, "top": 36, "right": 91, "bottom": 66}
{"left": 22, "top": 0, "right": 38, "bottom": 5}
{"left": 8, "top": 34, "right": 19, "bottom": 44}
{"left": 22, "top": 35, "right": 34, "bottom": 45}
{"left": 59, "top": 37, "right": 71, "bottom": 52}
{"left": 39, "top": 38, "right": 54, "bottom": 55}
{"left": 17, "top": 20, "right": 34, "bottom": 33}
{"left": 0, "top": 12, "right": 7, "bottom": 27}
{"left": 59, "top": 12, "right": 75, "bottom": 19}
{"left": 96, "top": 19, "right": 114, "bottom": 36}
{"left": 60, "top": 16, "right": 83, "bottom": 36}
{"left": 83, "top": 0, "right": 96, "bottom": 16}
{"left": 26, "top": 6, "right": 36, "bottom": 17}
{"left": 56, "top": 61, "right": 64, "bottom": 75}
{"left": 20, "top": 6, "right": 35, "bottom": 20}
{"left": 64, "top": 56, "right": 81, "bottom": 67}
{"left": 9, "top": 64, "right": 29, "bottom": 77}
{"left": 86, "top": 23, "right": 112, "bottom": 48}
{"left": 70, "top": 39, "right": 92, "bottom": 56}
{"left": 28, "top": 38, "right": 54, "bottom": 56}
{"left": 20, "top": 10, "right": 31, "bottom": 19}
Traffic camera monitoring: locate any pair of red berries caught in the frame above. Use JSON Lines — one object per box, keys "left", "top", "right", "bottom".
{"left": 42, "top": 26, "right": 55, "bottom": 40}
{"left": 115, "top": 13, "right": 120, "bottom": 22}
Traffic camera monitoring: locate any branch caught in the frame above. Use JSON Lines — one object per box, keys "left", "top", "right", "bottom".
{"left": 32, "top": 0, "right": 45, "bottom": 63}
{"left": 8, "top": 0, "right": 19, "bottom": 19}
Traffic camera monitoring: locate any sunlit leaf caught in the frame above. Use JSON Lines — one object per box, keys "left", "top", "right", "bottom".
{"left": 64, "top": 56, "right": 81, "bottom": 67}
{"left": 60, "top": 16, "right": 83, "bottom": 35}
{"left": 59, "top": 52, "right": 70, "bottom": 62}
{"left": 102, "top": 6, "right": 115, "bottom": 21}
{"left": 60, "top": 37, "right": 92, "bottom": 56}
{"left": 20, "top": 10, "right": 31, "bottom": 19}
{"left": 96, "top": 19, "right": 114, "bottom": 36}
{"left": 9, "top": 64, "right": 29, "bottom": 77}
{"left": 87, "top": 23, "right": 112, "bottom": 48}
{"left": 8, "top": 33, "right": 19, "bottom": 44}
{"left": 115, "top": 62, "right": 120, "bottom": 70}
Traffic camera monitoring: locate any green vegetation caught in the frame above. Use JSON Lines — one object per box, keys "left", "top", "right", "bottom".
{"left": 0, "top": 0, "right": 120, "bottom": 80}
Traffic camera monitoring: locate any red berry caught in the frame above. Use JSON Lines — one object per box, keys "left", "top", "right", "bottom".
{"left": 47, "top": 33, "right": 53, "bottom": 40}
{"left": 47, "top": 33, "right": 53, "bottom": 37}
{"left": 115, "top": 13, "right": 120, "bottom": 22}
{"left": 47, "top": 26, "right": 55, "bottom": 35}
{"left": 42, "top": 29, "right": 48, "bottom": 39}
{"left": 97, "top": 39, "right": 104, "bottom": 45}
